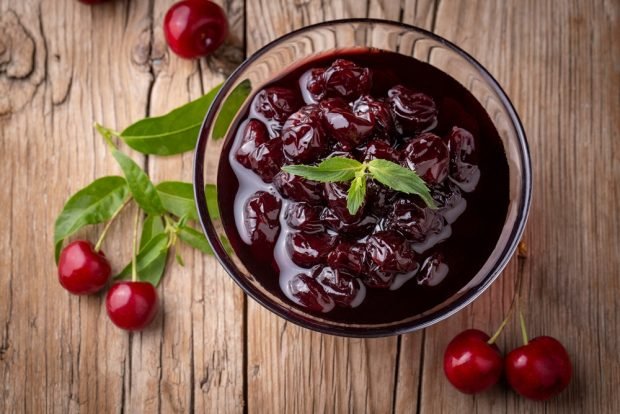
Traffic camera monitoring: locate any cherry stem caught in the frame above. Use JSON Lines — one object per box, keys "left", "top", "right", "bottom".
{"left": 487, "top": 304, "right": 515, "bottom": 344}
{"left": 518, "top": 296, "right": 529, "bottom": 345}
{"left": 516, "top": 242, "right": 529, "bottom": 345}
{"left": 131, "top": 208, "right": 141, "bottom": 283}
{"left": 94, "top": 197, "right": 131, "bottom": 252}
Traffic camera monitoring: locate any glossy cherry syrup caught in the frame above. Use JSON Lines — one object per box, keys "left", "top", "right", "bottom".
{"left": 217, "top": 50, "right": 509, "bottom": 324}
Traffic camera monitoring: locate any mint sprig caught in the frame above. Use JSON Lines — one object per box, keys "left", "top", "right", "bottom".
{"left": 283, "top": 156, "right": 436, "bottom": 215}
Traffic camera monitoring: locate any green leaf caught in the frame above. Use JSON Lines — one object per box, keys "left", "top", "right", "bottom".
{"left": 140, "top": 215, "right": 165, "bottom": 250}
{"left": 156, "top": 181, "right": 197, "bottom": 220}
{"left": 213, "top": 80, "right": 252, "bottom": 140}
{"left": 177, "top": 225, "right": 213, "bottom": 255}
{"left": 114, "top": 233, "right": 169, "bottom": 286}
{"left": 205, "top": 184, "right": 220, "bottom": 220}
{"left": 118, "top": 85, "right": 223, "bottom": 155}
{"left": 347, "top": 171, "right": 367, "bottom": 215}
{"left": 112, "top": 149, "right": 164, "bottom": 215}
{"left": 54, "top": 176, "right": 129, "bottom": 262}
{"left": 282, "top": 157, "right": 363, "bottom": 182}
{"left": 367, "top": 159, "right": 436, "bottom": 208}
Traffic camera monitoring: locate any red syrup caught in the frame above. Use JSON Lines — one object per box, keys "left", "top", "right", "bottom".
{"left": 217, "top": 49, "right": 509, "bottom": 324}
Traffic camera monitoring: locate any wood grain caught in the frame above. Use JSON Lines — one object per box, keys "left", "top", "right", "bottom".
{"left": 0, "top": 0, "right": 619, "bottom": 412}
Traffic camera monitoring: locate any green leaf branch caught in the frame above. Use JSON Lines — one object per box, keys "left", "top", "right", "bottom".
{"left": 54, "top": 82, "right": 238, "bottom": 285}
{"left": 282, "top": 156, "right": 437, "bottom": 215}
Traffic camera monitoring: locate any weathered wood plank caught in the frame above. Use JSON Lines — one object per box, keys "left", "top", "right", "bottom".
{"left": 136, "top": 0, "right": 246, "bottom": 412}
{"left": 0, "top": 1, "right": 153, "bottom": 413}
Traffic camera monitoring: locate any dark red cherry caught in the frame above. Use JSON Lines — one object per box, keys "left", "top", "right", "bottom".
{"left": 366, "top": 230, "right": 418, "bottom": 273}
{"left": 366, "top": 180, "right": 398, "bottom": 215}
{"left": 288, "top": 273, "right": 334, "bottom": 312}
{"left": 430, "top": 181, "right": 465, "bottom": 223}
{"left": 401, "top": 132, "right": 449, "bottom": 184}
{"left": 281, "top": 105, "right": 328, "bottom": 163}
{"left": 319, "top": 98, "right": 374, "bottom": 150}
{"left": 505, "top": 336, "right": 572, "bottom": 401}
{"left": 286, "top": 232, "right": 336, "bottom": 268}
{"left": 323, "top": 59, "right": 372, "bottom": 101}
{"left": 163, "top": 0, "right": 229, "bottom": 59}
{"left": 446, "top": 126, "right": 480, "bottom": 192}
{"left": 106, "top": 281, "right": 158, "bottom": 331}
{"left": 361, "top": 264, "right": 395, "bottom": 289}
{"left": 359, "top": 139, "right": 399, "bottom": 162}
{"left": 235, "top": 119, "right": 270, "bottom": 169}
{"left": 416, "top": 252, "right": 449, "bottom": 286}
{"left": 327, "top": 241, "right": 367, "bottom": 275}
{"left": 251, "top": 87, "right": 302, "bottom": 135}
{"left": 320, "top": 208, "right": 377, "bottom": 237}
{"left": 312, "top": 266, "right": 362, "bottom": 307}
{"left": 299, "top": 68, "right": 326, "bottom": 103}
{"left": 272, "top": 171, "right": 324, "bottom": 204}
{"left": 323, "top": 181, "right": 365, "bottom": 221}
{"left": 284, "top": 202, "right": 324, "bottom": 233}
{"left": 353, "top": 95, "right": 395, "bottom": 135}
{"left": 387, "top": 198, "right": 446, "bottom": 242}
{"left": 58, "top": 240, "right": 111, "bottom": 295}
{"left": 388, "top": 85, "right": 437, "bottom": 134}
{"left": 444, "top": 329, "right": 503, "bottom": 394}
{"left": 247, "top": 138, "right": 284, "bottom": 183}
{"left": 244, "top": 191, "right": 281, "bottom": 247}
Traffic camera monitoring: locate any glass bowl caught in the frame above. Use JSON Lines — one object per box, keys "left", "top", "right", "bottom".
{"left": 193, "top": 19, "right": 531, "bottom": 337}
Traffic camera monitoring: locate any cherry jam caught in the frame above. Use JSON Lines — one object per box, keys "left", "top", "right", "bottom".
{"left": 218, "top": 49, "right": 509, "bottom": 324}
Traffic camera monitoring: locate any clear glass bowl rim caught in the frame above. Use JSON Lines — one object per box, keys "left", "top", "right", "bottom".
{"left": 193, "top": 18, "right": 532, "bottom": 338}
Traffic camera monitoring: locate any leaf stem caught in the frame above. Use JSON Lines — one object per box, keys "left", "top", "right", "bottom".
{"left": 163, "top": 214, "right": 179, "bottom": 249}
{"left": 94, "top": 197, "right": 132, "bottom": 252}
{"left": 94, "top": 122, "right": 120, "bottom": 151}
{"left": 131, "top": 208, "right": 141, "bottom": 283}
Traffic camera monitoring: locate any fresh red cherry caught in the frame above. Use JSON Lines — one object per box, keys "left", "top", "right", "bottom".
{"left": 58, "top": 240, "right": 111, "bottom": 295}
{"left": 163, "top": 0, "right": 228, "bottom": 59}
{"left": 505, "top": 336, "right": 572, "bottom": 400}
{"left": 106, "top": 281, "right": 158, "bottom": 331}
{"left": 443, "top": 329, "right": 503, "bottom": 394}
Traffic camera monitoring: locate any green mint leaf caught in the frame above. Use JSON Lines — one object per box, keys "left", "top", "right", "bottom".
{"left": 112, "top": 149, "right": 165, "bottom": 215}
{"left": 367, "top": 159, "right": 437, "bottom": 208}
{"left": 140, "top": 215, "right": 165, "bottom": 250}
{"left": 205, "top": 184, "right": 220, "bottom": 220}
{"left": 156, "top": 181, "right": 198, "bottom": 220}
{"left": 54, "top": 176, "right": 129, "bottom": 263}
{"left": 177, "top": 225, "right": 213, "bottom": 255}
{"left": 118, "top": 84, "right": 223, "bottom": 155}
{"left": 114, "top": 232, "right": 169, "bottom": 286}
{"left": 213, "top": 80, "right": 252, "bottom": 140}
{"left": 282, "top": 157, "right": 363, "bottom": 182}
{"left": 346, "top": 171, "right": 367, "bottom": 215}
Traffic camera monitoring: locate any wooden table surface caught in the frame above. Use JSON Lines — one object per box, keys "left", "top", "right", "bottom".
{"left": 1, "top": 0, "right": 619, "bottom": 412}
